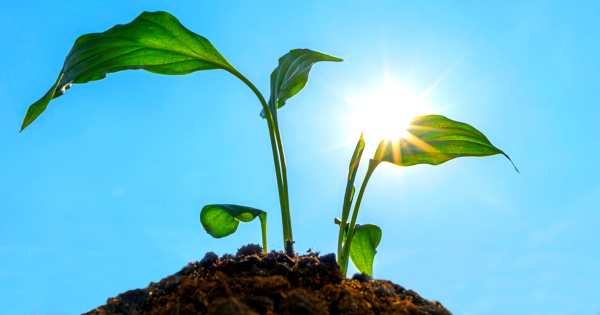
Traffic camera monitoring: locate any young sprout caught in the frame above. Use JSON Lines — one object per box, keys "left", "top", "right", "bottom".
{"left": 201, "top": 205, "right": 267, "bottom": 253}
{"left": 337, "top": 115, "right": 518, "bottom": 277}
{"left": 20, "top": 11, "right": 517, "bottom": 278}
{"left": 19, "top": 11, "right": 341, "bottom": 257}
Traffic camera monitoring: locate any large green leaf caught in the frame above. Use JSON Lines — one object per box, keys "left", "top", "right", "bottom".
{"left": 373, "top": 115, "right": 518, "bottom": 172}
{"left": 260, "top": 49, "right": 342, "bottom": 118}
{"left": 349, "top": 224, "right": 381, "bottom": 276}
{"left": 200, "top": 204, "right": 267, "bottom": 252}
{"left": 21, "top": 11, "right": 237, "bottom": 131}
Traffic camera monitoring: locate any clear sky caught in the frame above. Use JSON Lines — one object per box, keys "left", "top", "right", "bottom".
{"left": 1, "top": 1, "right": 599, "bottom": 314}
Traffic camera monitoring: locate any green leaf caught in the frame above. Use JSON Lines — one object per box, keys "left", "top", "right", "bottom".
{"left": 349, "top": 224, "right": 382, "bottom": 276}
{"left": 373, "top": 115, "right": 518, "bottom": 172}
{"left": 335, "top": 219, "right": 381, "bottom": 275}
{"left": 260, "top": 49, "right": 342, "bottom": 118}
{"left": 348, "top": 133, "right": 365, "bottom": 182}
{"left": 200, "top": 204, "right": 267, "bottom": 251}
{"left": 21, "top": 11, "right": 237, "bottom": 131}
{"left": 340, "top": 133, "right": 364, "bottom": 234}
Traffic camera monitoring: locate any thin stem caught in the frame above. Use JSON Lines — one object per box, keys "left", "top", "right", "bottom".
{"left": 227, "top": 70, "right": 290, "bottom": 243}
{"left": 259, "top": 213, "right": 268, "bottom": 253}
{"left": 273, "top": 115, "right": 293, "bottom": 250}
{"left": 337, "top": 184, "right": 354, "bottom": 262}
{"left": 340, "top": 160, "right": 379, "bottom": 277}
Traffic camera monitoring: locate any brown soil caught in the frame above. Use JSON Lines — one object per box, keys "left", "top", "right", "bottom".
{"left": 85, "top": 245, "right": 452, "bottom": 315}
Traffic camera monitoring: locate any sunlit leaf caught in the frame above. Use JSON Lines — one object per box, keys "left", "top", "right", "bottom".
{"left": 260, "top": 49, "right": 342, "bottom": 118}
{"left": 22, "top": 11, "right": 237, "bottom": 131}
{"left": 200, "top": 204, "right": 267, "bottom": 251}
{"left": 349, "top": 224, "right": 381, "bottom": 276}
{"left": 373, "top": 115, "right": 518, "bottom": 172}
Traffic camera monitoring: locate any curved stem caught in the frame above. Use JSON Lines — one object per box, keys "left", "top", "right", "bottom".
{"left": 228, "top": 70, "right": 290, "bottom": 243}
{"left": 340, "top": 160, "right": 379, "bottom": 277}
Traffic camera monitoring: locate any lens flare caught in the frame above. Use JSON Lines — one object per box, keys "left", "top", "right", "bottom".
{"left": 349, "top": 81, "right": 428, "bottom": 148}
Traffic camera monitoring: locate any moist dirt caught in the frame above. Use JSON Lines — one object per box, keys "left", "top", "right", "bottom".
{"left": 85, "top": 244, "right": 452, "bottom": 315}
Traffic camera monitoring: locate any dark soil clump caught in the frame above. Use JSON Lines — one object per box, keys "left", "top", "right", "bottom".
{"left": 85, "top": 246, "right": 452, "bottom": 315}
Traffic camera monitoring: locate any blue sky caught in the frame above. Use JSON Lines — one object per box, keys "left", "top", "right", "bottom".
{"left": 1, "top": 1, "right": 599, "bottom": 314}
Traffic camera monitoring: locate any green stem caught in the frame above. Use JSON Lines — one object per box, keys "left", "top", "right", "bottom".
{"left": 273, "top": 115, "right": 293, "bottom": 254}
{"left": 259, "top": 213, "right": 268, "bottom": 253}
{"left": 340, "top": 160, "right": 379, "bottom": 277}
{"left": 337, "top": 184, "right": 354, "bottom": 262}
{"left": 228, "top": 70, "right": 290, "bottom": 244}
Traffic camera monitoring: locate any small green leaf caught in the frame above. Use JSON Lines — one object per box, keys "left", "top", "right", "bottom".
{"left": 200, "top": 204, "right": 267, "bottom": 251}
{"left": 260, "top": 49, "right": 342, "bottom": 118}
{"left": 373, "top": 115, "right": 518, "bottom": 172}
{"left": 22, "top": 11, "right": 237, "bottom": 131}
{"left": 335, "top": 219, "right": 381, "bottom": 276}
{"left": 348, "top": 133, "right": 365, "bottom": 182}
{"left": 339, "top": 134, "right": 364, "bottom": 238}
{"left": 349, "top": 224, "right": 381, "bottom": 276}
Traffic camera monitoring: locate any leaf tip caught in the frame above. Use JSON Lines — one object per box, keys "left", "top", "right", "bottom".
{"left": 502, "top": 153, "right": 520, "bottom": 174}
{"left": 20, "top": 111, "right": 36, "bottom": 133}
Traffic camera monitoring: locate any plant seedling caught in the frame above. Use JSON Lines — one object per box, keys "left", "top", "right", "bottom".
{"left": 335, "top": 115, "right": 518, "bottom": 277}
{"left": 20, "top": 11, "right": 341, "bottom": 256}
{"left": 21, "top": 11, "right": 517, "bottom": 277}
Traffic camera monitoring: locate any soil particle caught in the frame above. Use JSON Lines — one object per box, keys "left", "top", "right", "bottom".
{"left": 209, "top": 298, "right": 258, "bottom": 315}
{"left": 352, "top": 272, "right": 374, "bottom": 282}
{"left": 237, "top": 244, "right": 264, "bottom": 257}
{"left": 85, "top": 245, "right": 452, "bottom": 315}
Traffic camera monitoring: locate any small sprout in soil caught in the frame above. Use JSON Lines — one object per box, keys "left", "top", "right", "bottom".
{"left": 335, "top": 115, "right": 518, "bottom": 277}
{"left": 21, "top": 11, "right": 517, "bottom": 279}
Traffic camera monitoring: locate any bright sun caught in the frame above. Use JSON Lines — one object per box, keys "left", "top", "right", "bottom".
{"left": 349, "top": 80, "right": 428, "bottom": 146}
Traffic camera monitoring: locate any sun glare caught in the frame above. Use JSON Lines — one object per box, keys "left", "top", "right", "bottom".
{"left": 349, "top": 81, "right": 428, "bottom": 147}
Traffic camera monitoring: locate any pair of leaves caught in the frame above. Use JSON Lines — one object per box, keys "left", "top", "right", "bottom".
{"left": 335, "top": 218, "right": 382, "bottom": 276}
{"left": 200, "top": 204, "right": 267, "bottom": 252}
{"left": 21, "top": 10, "right": 343, "bottom": 132}
{"left": 373, "top": 115, "right": 518, "bottom": 172}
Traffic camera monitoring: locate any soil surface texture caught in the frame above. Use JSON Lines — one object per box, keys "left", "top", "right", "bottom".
{"left": 85, "top": 244, "right": 452, "bottom": 315}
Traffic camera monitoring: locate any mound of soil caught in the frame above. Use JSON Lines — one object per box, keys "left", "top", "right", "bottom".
{"left": 86, "top": 245, "right": 452, "bottom": 315}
